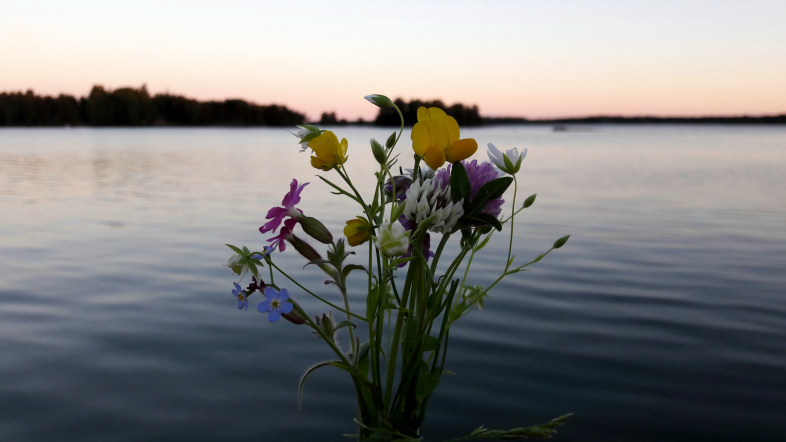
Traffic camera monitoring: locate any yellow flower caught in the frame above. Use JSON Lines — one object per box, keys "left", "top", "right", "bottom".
{"left": 411, "top": 107, "right": 478, "bottom": 169}
{"left": 344, "top": 217, "right": 372, "bottom": 247}
{"left": 308, "top": 130, "right": 348, "bottom": 171}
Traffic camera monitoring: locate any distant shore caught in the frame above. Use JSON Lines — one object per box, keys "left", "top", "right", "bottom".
{"left": 2, "top": 86, "right": 784, "bottom": 127}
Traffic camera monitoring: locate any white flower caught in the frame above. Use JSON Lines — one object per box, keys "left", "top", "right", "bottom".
{"left": 402, "top": 177, "right": 464, "bottom": 234}
{"left": 374, "top": 222, "right": 410, "bottom": 257}
{"left": 289, "top": 126, "right": 317, "bottom": 153}
{"left": 487, "top": 143, "right": 526, "bottom": 174}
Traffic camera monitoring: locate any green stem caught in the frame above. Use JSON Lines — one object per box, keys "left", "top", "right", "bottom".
{"left": 506, "top": 176, "right": 518, "bottom": 271}
{"left": 384, "top": 262, "right": 416, "bottom": 410}
{"left": 269, "top": 261, "right": 367, "bottom": 321}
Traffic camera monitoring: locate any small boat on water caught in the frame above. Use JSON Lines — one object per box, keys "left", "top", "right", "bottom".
{"left": 552, "top": 124, "right": 569, "bottom": 132}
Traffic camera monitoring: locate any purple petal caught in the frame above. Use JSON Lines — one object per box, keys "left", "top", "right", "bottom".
{"left": 268, "top": 309, "right": 281, "bottom": 322}
{"left": 263, "top": 286, "right": 278, "bottom": 302}
{"left": 277, "top": 288, "right": 290, "bottom": 302}
{"left": 257, "top": 300, "right": 271, "bottom": 313}
{"left": 279, "top": 301, "right": 293, "bottom": 314}
{"left": 233, "top": 283, "right": 241, "bottom": 291}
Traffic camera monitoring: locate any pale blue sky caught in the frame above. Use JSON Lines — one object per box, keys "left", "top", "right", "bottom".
{"left": 2, "top": 0, "right": 784, "bottom": 119}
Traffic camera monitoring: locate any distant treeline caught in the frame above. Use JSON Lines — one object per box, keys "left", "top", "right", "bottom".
{"left": 2, "top": 88, "right": 784, "bottom": 127}
{"left": 0, "top": 86, "right": 305, "bottom": 126}
{"left": 373, "top": 98, "right": 483, "bottom": 126}
{"left": 483, "top": 115, "right": 786, "bottom": 125}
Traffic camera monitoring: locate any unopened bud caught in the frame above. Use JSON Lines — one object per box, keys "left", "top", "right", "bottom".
{"left": 281, "top": 298, "right": 307, "bottom": 325}
{"left": 371, "top": 139, "right": 387, "bottom": 165}
{"left": 385, "top": 131, "right": 397, "bottom": 149}
{"left": 522, "top": 193, "right": 537, "bottom": 208}
{"left": 299, "top": 216, "right": 333, "bottom": 244}
{"left": 553, "top": 235, "right": 570, "bottom": 249}
{"left": 364, "top": 94, "right": 393, "bottom": 109}
{"left": 287, "top": 234, "right": 323, "bottom": 261}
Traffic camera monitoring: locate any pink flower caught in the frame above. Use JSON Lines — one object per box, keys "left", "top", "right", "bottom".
{"left": 259, "top": 179, "right": 309, "bottom": 235}
{"left": 267, "top": 218, "right": 297, "bottom": 252}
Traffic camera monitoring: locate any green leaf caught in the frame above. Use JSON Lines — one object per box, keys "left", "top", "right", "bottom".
{"left": 342, "top": 264, "right": 367, "bottom": 280}
{"left": 522, "top": 193, "right": 537, "bottom": 208}
{"left": 466, "top": 213, "right": 503, "bottom": 231}
{"left": 553, "top": 235, "right": 571, "bottom": 249}
{"left": 298, "top": 361, "right": 334, "bottom": 414}
{"left": 296, "top": 124, "right": 320, "bottom": 132}
{"left": 327, "top": 361, "right": 354, "bottom": 373}
{"left": 415, "top": 361, "right": 441, "bottom": 401}
{"left": 225, "top": 244, "right": 243, "bottom": 255}
{"left": 474, "top": 234, "right": 492, "bottom": 252}
{"left": 247, "top": 260, "right": 259, "bottom": 278}
{"left": 298, "top": 130, "right": 324, "bottom": 145}
{"left": 466, "top": 177, "right": 513, "bottom": 215}
{"left": 422, "top": 335, "right": 440, "bottom": 352}
{"left": 334, "top": 320, "right": 356, "bottom": 331}
{"left": 450, "top": 161, "right": 471, "bottom": 204}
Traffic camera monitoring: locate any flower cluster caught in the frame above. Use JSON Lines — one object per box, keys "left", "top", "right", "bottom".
{"left": 221, "top": 94, "right": 571, "bottom": 441}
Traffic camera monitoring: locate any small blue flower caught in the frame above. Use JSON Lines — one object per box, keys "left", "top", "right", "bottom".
{"left": 257, "top": 287, "right": 293, "bottom": 322}
{"left": 232, "top": 283, "right": 248, "bottom": 311}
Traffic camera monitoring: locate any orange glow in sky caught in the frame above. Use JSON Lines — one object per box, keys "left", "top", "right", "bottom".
{"left": 2, "top": 0, "right": 785, "bottom": 120}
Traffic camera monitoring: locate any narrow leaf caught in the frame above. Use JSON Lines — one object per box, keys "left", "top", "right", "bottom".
{"left": 298, "top": 361, "right": 334, "bottom": 414}
{"left": 466, "top": 213, "right": 503, "bottom": 231}
{"left": 450, "top": 161, "right": 471, "bottom": 204}
{"left": 466, "top": 177, "right": 513, "bottom": 215}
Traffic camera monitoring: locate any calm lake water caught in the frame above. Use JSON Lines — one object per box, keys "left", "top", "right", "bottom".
{"left": 1, "top": 126, "right": 785, "bottom": 442}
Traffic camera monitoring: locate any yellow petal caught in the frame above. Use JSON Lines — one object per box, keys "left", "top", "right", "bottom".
{"left": 310, "top": 155, "right": 332, "bottom": 171}
{"left": 426, "top": 107, "right": 448, "bottom": 119}
{"left": 445, "top": 138, "right": 478, "bottom": 163}
{"left": 411, "top": 122, "right": 431, "bottom": 156}
{"left": 416, "top": 106, "right": 430, "bottom": 122}
{"left": 443, "top": 115, "right": 460, "bottom": 145}
{"left": 339, "top": 138, "right": 348, "bottom": 157}
{"left": 423, "top": 146, "right": 446, "bottom": 169}
{"left": 424, "top": 118, "right": 450, "bottom": 150}
{"left": 309, "top": 131, "right": 339, "bottom": 157}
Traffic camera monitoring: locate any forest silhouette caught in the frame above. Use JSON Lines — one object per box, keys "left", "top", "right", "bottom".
{"left": 1, "top": 86, "right": 784, "bottom": 127}
{"left": 0, "top": 86, "right": 305, "bottom": 127}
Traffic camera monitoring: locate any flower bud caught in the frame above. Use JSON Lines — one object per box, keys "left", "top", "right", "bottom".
{"left": 371, "top": 139, "right": 387, "bottom": 165}
{"left": 553, "top": 235, "right": 570, "bottom": 249}
{"left": 344, "top": 217, "right": 372, "bottom": 247}
{"left": 287, "top": 234, "right": 323, "bottom": 261}
{"left": 385, "top": 131, "right": 397, "bottom": 149}
{"left": 364, "top": 94, "right": 393, "bottom": 109}
{"left": 281, "top": 298, "right": 307, "bottom": 325}
{"left": 522, "top": 193, "right": 537, "bottom": 208}
{"left": 373, "top": 222, "right": 410, "bottom": 257}
{"left": 299, "top": 216, "right": 333, "bottom": 244}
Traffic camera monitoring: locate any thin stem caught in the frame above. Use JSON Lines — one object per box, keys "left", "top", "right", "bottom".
{"left": 506, "top": 176, "right": 518, "bottom": 271}
{"left": 269, "top": 261, "right": 367, "bottom": 321}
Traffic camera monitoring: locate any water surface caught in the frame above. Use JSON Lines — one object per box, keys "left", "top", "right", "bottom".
{"left": 1, "top": 126, "right": 785, "bottom": 441}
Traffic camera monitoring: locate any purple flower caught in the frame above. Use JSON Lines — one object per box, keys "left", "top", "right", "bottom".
{"left": 232, "top": 283, "right": 248, "bottom": 310}
{"left": 267, "top": 218, "right": 298, "bottom": 252}
{"left": 245, "top": 276, "right": 266, "bottom": 295}
{"left": 257, "top": 287, "right": 294, "bottom": 322}
{"left": 435, "top": 160, "right": 505, "bottom": 217}
{"left": 259, "top": 179, "right": 309, "bottom": 235}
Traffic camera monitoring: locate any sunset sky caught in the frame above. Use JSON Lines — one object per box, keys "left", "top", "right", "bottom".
{"left": 2, "top": 0, "right": 785, "bottom": 121}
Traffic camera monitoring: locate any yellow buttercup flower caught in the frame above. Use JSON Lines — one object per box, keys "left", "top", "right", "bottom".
{"left": 308, "top": 130, "right": 348, "bottom": 171}
{"left": 411, "top": 107, "right": 478, "bottom": 169}
{"left": 344, "top": 216, "right": 372, "bottom": 247}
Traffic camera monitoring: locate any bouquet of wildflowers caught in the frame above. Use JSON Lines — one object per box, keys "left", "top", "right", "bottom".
{"left": 224, "top": 94, "right": 571, "bottom": 441}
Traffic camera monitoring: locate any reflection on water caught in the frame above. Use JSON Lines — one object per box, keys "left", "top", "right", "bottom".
{"left": 1, "top": 126, "right": 785, "bottom": 442}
